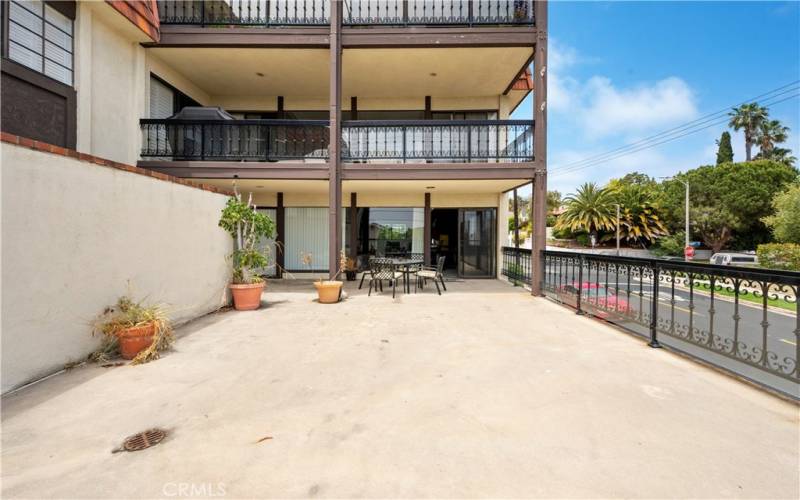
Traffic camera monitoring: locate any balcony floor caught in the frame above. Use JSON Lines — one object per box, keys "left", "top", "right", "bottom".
{"left": 2, "top": 280, "right": 798, "bottom": 498}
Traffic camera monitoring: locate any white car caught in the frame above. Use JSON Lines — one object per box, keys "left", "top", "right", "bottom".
{"left": 710, "top": 252, "right": 758, "bottom": 266}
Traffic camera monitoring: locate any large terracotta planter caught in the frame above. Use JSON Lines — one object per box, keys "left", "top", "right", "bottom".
{"left": 116, "top": 322, "right": 156, "bottom": 360}
{"left": 314, "top": 281, "right": 343, "bottom": 304}
{"left": 230, "top": 282, "right": 266, "bottom": 311}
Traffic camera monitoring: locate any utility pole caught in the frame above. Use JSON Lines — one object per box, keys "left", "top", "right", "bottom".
{"left": 615, "top": 203, "right": 620, "bottom": 256}
{"left": 661, "top": 177, "right": 691, "bottom": 259}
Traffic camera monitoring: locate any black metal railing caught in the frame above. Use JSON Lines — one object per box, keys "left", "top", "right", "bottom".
{"left": 140, "top": 119, "right": 533, "bottom": 163}
{"left": 157, "top": 1, "right": 330, "bottom": 26}
{"left": 501, "top": 246, "right": 531, "bottom": 285}
{"left": 342, "top": 120, "right": 534, "bottom": 162}
{"left": 140, "top": 119, "right": 329, "bottom": 160}
{"left": 156, "top": 0, "right": 534, "bottom": 26}
{"left": 344, "top": 0, "right": 534, "bottom": 25}
{"left": 540, "top": 250, "right": 800, "bottom": 397}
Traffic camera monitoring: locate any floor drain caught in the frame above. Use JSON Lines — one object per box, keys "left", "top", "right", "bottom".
{"left": 113, "top": 428, "right": 167, "bottom": 453}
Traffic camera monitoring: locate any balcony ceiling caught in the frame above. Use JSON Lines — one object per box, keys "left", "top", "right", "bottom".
{"left": 197, "top": 179, "right": 523, "bottom": 195}
{"left": 147, "top": 47, "right": 531, "bottom": 101}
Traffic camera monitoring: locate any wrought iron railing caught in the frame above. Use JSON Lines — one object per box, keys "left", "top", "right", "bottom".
{"left": 342, "top": 120, "right": 534, "bottom": 162}
{"left": 501, "top": 246, "right": 531, "bottom": 285}
{"left": 140, "top": 119, "right": 329, "bottom": 160}
{"left": 157, "top": 1, "right": 329, "bottom": 26}
{"left": 155, "top": 0, "right": 534, "bottom": 26}
{"left": 539, "top": 250, "right": 800, "bottom": 397}
{"left": 139, "top": 119, "right": 534, "bottom": 162}
{"left": 344, "top": 0, "right": 534, "bottom": 25}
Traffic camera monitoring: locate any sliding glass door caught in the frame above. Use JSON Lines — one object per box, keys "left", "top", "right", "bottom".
{"left": 459, "top": 208, "right": 496, "bottom": 278}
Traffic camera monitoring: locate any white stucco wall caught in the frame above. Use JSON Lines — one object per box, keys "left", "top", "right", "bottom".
{"left": 1, "top": 144, "right": 233, "bottom": 393}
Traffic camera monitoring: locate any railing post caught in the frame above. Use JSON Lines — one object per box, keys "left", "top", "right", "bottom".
{"left": 649, "top": 260, "right": 662, "bottom": 348}
{"left": 576, "top": 254, "right": 584, "bottom": 315}
{"left": 200, "top": 0, "right": 205, "bottom": 26}
{"left": 402, "top": 0, "right": 408, "bottom": 25}
{"left": 402, "top": 126, "right": 407, "bottom": 163}
{"left": 265, "top": 0, "right": 271, "bottom": 25}
{"left": 200, "top": 125, "right": 205, "bottom": 161}
{"left": 468, "top": 0, "right": 474, "bottom": 26}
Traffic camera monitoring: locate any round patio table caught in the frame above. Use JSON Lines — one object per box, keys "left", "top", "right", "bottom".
{"left": 388, "top": 257, "right": 424, "bottom": 294}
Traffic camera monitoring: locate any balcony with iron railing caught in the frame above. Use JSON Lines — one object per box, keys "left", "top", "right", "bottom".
{"left": 139, "top": 119, "right": 535, "bottom": 163}
{"left": 156, "top": 0, "right": 535, "bottom": 27}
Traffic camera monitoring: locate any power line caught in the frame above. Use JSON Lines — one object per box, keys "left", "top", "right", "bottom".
{"left": 551, "top": 90, "right": 800, "bottom": 178}
{"left": 550, "top": 80, "right": 800, "bottom": 173}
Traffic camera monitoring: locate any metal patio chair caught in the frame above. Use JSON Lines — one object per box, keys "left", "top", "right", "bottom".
{"left": 416, "top": 255, "right": 447, "bottom": 295}
{"left": 367, "top": 258, "right": 403, "bottom": 298}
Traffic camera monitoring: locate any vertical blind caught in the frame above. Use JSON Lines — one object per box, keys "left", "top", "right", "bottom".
{"left": 8, "top": 0, "right": 73, "bottom": 85}
{"left": 285, "top": 208, "right": 329, "bottom": 271}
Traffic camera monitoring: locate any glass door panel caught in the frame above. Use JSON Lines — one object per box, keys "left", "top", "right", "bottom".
{"left": 458, "top": 208, "right": 496, "bottom": 278}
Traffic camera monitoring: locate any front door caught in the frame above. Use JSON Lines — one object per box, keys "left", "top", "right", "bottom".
{"left": 458, "top": 208, "right": 496, "bottom": 278}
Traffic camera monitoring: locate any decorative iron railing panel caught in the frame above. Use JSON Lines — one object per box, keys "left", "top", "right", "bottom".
{"left": 540, "top": 250, "right": 800, "bottom": 397}
{"left": 341, "top": 120, "right": 534, "bottom": 162}
{"left": 501, "top": 246, "right": 531, "bottom": 285}
{"left": 140, "top": 119, "right": 329, "bottom": 161}
{"left": 344, "top": 0, "right": 534, "bottom": 25}
{"left": 140, "top": 119, "right": 533, "bottom": 163}
{"left": 157, "top": 0, "right": 330, "bottom": 26}
{"left": 156, "top": 0, "right": 533, "bottom": 26}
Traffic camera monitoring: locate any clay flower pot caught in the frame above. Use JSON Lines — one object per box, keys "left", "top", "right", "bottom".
{"left": 314, "top": 281, "right": 343, "bottom": 304}
{"left": 230, "top": 282, "right": 266, "bottom": 311}
{"left": 116, "top": 322, "right": 156, "bottom": 360}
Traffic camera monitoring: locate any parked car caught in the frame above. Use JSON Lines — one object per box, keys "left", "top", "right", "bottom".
{"left": 556, "top": 282, "right": 630, "bottom": 319}
{"left": 710, "top": 252, "right": 758, "bottom": 267}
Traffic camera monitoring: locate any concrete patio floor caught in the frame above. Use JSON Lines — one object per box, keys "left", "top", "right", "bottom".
{"left": 2, "top": 279, "right": 798, "bottom": 499}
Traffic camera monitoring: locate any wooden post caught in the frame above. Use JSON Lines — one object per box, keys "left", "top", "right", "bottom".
{"left": 513, "top": 189, "right": 520, "bottom": 248}
{"left": 277, "top": 95, "right": 284, "bottom": 118}
{"left": 350, "top": 96, "right": 358, "bottom": 120}
{"left": 350, "top": 192, "right": 358, "bottom": 263}
{"left": 530, "top": 0, "right": 547, "bottom": 296}
{"left": 328, "top": 0, "right": 343, "bottom": 278}
{"left": 424, "top": 192, "right": 432, "bottom": 265}
{"left": 276, "top": 192, "right": 285, "bottom": 278}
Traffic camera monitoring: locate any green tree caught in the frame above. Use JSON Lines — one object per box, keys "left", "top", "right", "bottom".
{"left": 762, "top": 182, "right": 800, "bottom": 243}
{"left": 765, "top": 147, "right": 797, "bottom": 168}
{"left": 715, "top": 131, "right": 734, "bottom": 164}
{"left": 606, "top": 183, "right": 668, "bottom": 245}
{"left": 728, "top": 103, "right": 768, "bottom": 161}
{"left": 660, "top": 160, "right": 798, "bottom": 252}
{"left": 556, "top": 183, "right": 615, "bottom": 243}
{"left": 755, "top": 119, "right": 789, "bottom": 157}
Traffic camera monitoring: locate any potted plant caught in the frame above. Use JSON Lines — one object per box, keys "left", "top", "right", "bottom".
{"left": 91, "top": 295, "right": 174, "bottom": 363}
{"left": 304, "top": 250, "right": 346, "bottom": 304}
{"left": 344, "top": 257, "right": 358, "bottom": 281}
{"left": 218, "top": 188, "right": 275, "bottom": 310}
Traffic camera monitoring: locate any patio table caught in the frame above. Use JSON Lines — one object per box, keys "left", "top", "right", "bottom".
{"left": 388, "top": 257, "right": 424, "bottom": 294}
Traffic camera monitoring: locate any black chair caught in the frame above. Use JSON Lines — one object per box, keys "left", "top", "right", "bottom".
{"left": 367, "top": 258, "right": 404, "bottom": 298}
{"left": 416, "top": 256, "right": 447, "bottom": 295}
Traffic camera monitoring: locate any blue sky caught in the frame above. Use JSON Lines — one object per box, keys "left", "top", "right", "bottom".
{"left": 512, "top": 1, "right": 800, "bottom": 197}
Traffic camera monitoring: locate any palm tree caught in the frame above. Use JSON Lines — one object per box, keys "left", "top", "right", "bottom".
{"left": 728, "top": 103, "right": 768, "bottom": 161}
{"left": 762, "top": 147, "right": 797, "bottom": 168}
{"left": 607, "top": 184, "right": 668, "bottom": 245}
{"left": 755, "top": 119, "right": 789, "bottom": 156}
{"left": 556, "top": 183, "right": 615, "bottom": 243}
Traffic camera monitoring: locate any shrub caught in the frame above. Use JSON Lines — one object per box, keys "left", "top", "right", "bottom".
{"left": 651, "top": 231, "right": 686, "bottom": 257}
{"left": 756, "top": 243, "right": 800, "bottom": 271}
{"left": 575, "top": 233, "right": 591, "bottom": 247}
{"left": 551, "top": 226, "right": 574, "bottom": 240}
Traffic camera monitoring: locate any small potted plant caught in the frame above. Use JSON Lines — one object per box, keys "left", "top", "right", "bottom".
{"left": 91, "top": 295, "right": 174, "bottom": 363}
{"left": 344, "top": 257, "right": 358, "bottom": 281}
{"left": 304, "top": 250, "right": 346, "bottom": 304}
{"left": 218, "top": 187, "right": 275, "bottom": 310}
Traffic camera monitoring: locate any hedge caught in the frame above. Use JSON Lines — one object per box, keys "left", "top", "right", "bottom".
{"left": 756, "top": 243, "right": 800, "bottom": 271}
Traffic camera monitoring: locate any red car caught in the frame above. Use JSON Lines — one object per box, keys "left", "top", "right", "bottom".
{"left": 557, "top": 282, "right": 630, "bottom": 319}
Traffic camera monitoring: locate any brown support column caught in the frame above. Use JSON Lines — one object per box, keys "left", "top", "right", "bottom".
{"left": 277, "top": 95, "right": 284, "bottom": 118}
{"left": 513, "top": 189, "right": 520, "bottom": 248}
{"left": 328, "top": 0, "right": 343, "bottom": 278}
{"left": 424, "top": 95, "right": 432, "bottom": 119}
{"left": 530, "top": 0, "right": 548, "bottom": 296}
{"left": 349, "top": 192, "right": 358, "bottom": 263}
{"left": 424, "top": 192, "right": 432, "bottom": 265}
{"left": 276, "top": 192, "right": 285, "bottom": 278}
{"left": 350, "top": 96, "right": 358, "bottom": 120}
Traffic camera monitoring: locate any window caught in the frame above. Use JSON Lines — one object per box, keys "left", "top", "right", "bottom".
{"left": 7, "top": 0, "right": 74, "bottom": 85}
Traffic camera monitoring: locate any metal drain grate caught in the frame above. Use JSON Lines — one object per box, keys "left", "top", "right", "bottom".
{"left": 114, "top": 428, "right": 167, "bottom": 453}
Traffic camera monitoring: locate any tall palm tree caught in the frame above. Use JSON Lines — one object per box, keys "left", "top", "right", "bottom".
{"left": 556, "top": 183, "right": 614, "bottom": 242}
{"left": 755, "top": 119, "right": 789, "bottom": 156}
{"left": 763, "top": 147, "right": 797, "bottom": 168}
{"left": 728, "top": 103, "right": 768, "bottom": 161}
{"left": 607, "top": 184, "right": 668, "bottom": 245}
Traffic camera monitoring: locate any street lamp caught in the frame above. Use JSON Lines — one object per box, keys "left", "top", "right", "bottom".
{"left": 661, "top": 177, "right": 691, "bottom": 259}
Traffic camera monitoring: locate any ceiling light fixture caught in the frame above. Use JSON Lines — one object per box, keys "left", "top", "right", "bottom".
{"left": 256, "top": 72, "right": 265, "bottom": 77}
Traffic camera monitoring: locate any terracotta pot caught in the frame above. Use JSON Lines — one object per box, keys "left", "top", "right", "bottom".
{"left": 314, "top": 280, "right": 343, "bottom": 304}
{"left": 116, "top": 322, "right": 156, "bottom": 360}
{"left": 230, "top": 282, "right": 266, "bottom": 311}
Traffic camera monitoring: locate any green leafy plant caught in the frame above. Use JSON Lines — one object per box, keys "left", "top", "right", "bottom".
{"left": 556, "top": 182, "right": 614, "bottom": 243}
{"left": 763, "top": 182, "right": 800, "bottom": 244}
{"left": 757, "top": 243, "right": 800, "bottom": 271}
{"left": 651, "top": 231, "right": 686, "bottom": 257}
{"left": 90, "top": 295, "right": 174, "bottom": 364}
{"left": 218, "top": 187, "right": 275, "bottom": 284}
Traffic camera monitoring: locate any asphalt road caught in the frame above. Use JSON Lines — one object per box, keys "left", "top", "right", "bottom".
{"left": 544, "top": 264, "right": 799, "bottom": 397}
